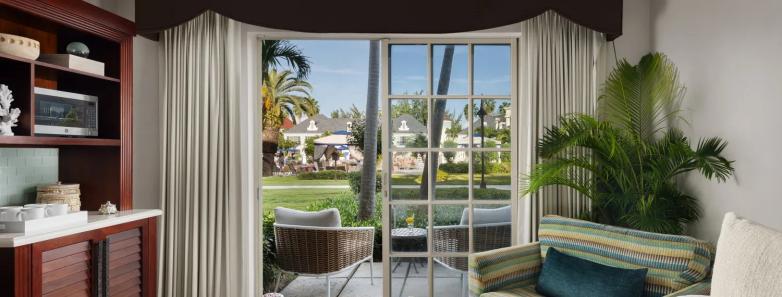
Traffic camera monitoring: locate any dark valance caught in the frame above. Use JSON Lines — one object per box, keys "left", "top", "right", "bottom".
{"left": 136, "top": 0, "right": 623, "bottom": 40}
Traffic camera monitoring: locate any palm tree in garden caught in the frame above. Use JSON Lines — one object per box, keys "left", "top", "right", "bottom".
{"left": 262, "top": 69, "right": 319, "bottom": 176}
{"left": 262, "top": 40, "right": 311, "bottom": 79}
{"left": 419, "top": 45, "right": 455, "bottom": 198}
{"left": 261, "top": 40, "right": 313, "bottom": 176}
{"left": 357, "top": 40, "right": 380, "bottom": 220}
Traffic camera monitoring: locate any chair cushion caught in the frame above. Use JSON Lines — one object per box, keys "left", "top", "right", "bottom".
{"left": 536, "top": 248, "right": 647, "bottom": 297}
{"left": 460, "top": 205, "right": 511, "bottom": 225}
{"left": 274, "top": 207, "right": 341, "bottom": 227}
{"left": 538, "top": 216, "right": 714, "bottom": 297}
{"left": 710, "top": 212, "right": 782, "bottom": 297}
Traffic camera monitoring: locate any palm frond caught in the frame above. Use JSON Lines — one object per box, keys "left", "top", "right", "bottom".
{"left": 693, "top": 137, "right": 734, "bottom": 182}
{"left": 599, "top": 53, "right": 685, "bottom": 142}
{"left": 262, "top": 40, "right": 312, "bottom": 79}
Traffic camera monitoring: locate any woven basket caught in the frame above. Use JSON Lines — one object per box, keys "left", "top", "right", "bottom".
{"left": 36, "top": 182, "right": 81, "bottom": 211}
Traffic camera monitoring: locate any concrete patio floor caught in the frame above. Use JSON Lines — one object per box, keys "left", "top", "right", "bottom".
{"left": 279, "top": 261, "right": 468, "bottom": 297}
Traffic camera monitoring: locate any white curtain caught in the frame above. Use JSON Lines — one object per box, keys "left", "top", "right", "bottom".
{"left": 518, "top": 11, "right": 608, "bottom": 242}
{"left": 159, "top": 11, "right": 247, "bottom": 297}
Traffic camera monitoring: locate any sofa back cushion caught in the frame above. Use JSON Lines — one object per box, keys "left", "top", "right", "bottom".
{"left": 274, "top": 207, "right": 341, "bottom": 227}
{"left": 538, "top": 216, "right": 714, "bottom": 297}
{"left": 459, "top": 205, "right": 512, "bottom": 225}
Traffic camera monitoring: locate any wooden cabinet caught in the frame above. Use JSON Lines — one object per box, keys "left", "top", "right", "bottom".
{"left": 106, "top": 228, "right": 143, "bottom": 297}
{"left": 1, "top": 216, "right": 157, "bottom": 297}
{"left": 38, "top": 241, "right": 93, "bottom": 297}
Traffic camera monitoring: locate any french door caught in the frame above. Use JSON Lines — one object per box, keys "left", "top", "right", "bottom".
{"left": 381, "top": 39, "right": 518, "bottom": 297}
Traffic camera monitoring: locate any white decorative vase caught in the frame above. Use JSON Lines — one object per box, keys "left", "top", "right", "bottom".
{"left": 0, "top": 33, "right": 40, "bottom": 60}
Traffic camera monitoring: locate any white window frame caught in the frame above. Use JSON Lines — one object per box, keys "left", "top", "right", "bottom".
{"left": 381, "top": 38, "right": 519, "bottom": 296}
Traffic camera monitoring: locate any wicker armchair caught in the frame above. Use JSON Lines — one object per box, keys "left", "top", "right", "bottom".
{"left": 273, "top": 208, "right": 375, "bottom": 297}
{"left": 432, "top": 206, "right": 512, "bottom": 297}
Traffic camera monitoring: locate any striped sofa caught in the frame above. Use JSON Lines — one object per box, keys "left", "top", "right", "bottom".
{"left": 468, "top": 215, "right": 715, "bottom": 297}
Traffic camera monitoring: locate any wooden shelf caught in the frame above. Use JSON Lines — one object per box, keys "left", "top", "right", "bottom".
{"left": 0, "top": 135, "right": 121, "bottom": 147}
{"left": 0, "top": 0, "right": 134, "bottom": 211}
{"left": 0, "top": 52, "right": 120, "bottom": 83}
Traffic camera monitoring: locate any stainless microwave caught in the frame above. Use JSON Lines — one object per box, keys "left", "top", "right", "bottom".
{"left": 34, "top": 87, "right": 98, "bottom": 137}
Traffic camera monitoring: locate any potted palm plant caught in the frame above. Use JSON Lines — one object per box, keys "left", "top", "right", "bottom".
{"left": 525, "top": 53, "right": 735, "bottom": 234}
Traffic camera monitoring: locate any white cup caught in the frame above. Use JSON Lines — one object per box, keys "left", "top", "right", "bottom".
{"left": 45, "top": 204, "right": 69, "bottom": 217}
{"left": 0, "top": 207, "right": 23, "bottom": 221}
{"left": 19, "top": 207, "right": 45, "bottom": 221}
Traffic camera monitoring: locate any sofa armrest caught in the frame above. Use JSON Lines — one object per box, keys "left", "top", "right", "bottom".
{"left": 664, "top": 280, "right": 711, "bottom": 297}
{"left": 468, "top": 242, "right": 542, "bottom": 295}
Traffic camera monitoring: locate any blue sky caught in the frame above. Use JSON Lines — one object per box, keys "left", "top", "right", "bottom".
{"left": 285, "top": 40, "right": 511, "bottom": 116}
{"left": 289, "top": 40, "right": 371, "bottom": 115}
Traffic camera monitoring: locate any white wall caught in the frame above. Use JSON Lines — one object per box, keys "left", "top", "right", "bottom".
{"left": 84, "top": 0, "right": 161, "bottom": 209}
{"left": 652, "top": 0, "right": 782, "bottom": 241}
{"left": 613, "top": 0, "right": 651, "bottom": 64}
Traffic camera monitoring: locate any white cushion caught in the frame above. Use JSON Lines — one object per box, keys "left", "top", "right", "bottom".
{"left": 459, "top": 205, "right": 511, "bottom": 225}
{"left": 710, "top": 212, "right": 782, "bottom": 297}
{"left": 274, "top": 207, "right": 341, "bottom": 227}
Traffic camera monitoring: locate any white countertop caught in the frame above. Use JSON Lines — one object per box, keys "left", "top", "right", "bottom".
{"left": 0, "top": 209, "right": 162, "bottom": 248}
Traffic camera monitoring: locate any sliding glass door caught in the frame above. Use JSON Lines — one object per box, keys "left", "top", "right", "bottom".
{"left": 381, "top": 39, "right": 517, "bottom": 297}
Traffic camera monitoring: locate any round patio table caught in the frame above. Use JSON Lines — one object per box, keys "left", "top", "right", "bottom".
{"left": 391, "top": 228, "right": 427, "bottom": 297}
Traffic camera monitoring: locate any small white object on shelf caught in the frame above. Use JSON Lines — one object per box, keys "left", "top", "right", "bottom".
{"left": 38, "top": 53, "right": 105, "bottom": 76}
{"left": 0, "top": 84, "right": 20, "bottom": 136}
{"left": 0, "top": 33, "right": 40, "bottom": 60}
{"left": 98, "top": 201, "right": 118, "bottom": 215}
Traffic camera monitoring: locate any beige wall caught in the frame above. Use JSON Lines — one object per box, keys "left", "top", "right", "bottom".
{"left": 652, "top": 0, "right": 782, "bottom": 241}
{"left": 84, "top": 0, "right": 161, "bottom": 209}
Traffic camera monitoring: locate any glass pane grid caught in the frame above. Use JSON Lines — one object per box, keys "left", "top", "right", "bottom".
{"left": 386, "top": 40, "right": 514, "bottom": 297}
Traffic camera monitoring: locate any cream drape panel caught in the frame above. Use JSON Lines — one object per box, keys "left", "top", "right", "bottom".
{"left": 519, "top": 12, "right": 608, "bottom": 241}
{"left": 159, "top": 12, "right": 246, "bottom": 297}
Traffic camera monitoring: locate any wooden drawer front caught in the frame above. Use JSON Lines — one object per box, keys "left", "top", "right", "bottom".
{"left": 41, "top": 241, "right": 91, "bottom": 297}
{"left": 107, "top": 228, "right": 142, "bottom": 297}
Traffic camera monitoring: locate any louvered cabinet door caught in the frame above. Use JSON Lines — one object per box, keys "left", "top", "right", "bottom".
{"left": 39, "top": 241, "right": 93, "bottom": 297}
{"left": 106, "top": 228, "right": 143, "bottom": 297}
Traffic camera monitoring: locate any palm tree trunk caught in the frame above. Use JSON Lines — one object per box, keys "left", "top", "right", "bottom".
{"left": 262, "top": 128, "right": 280, "bottom": 177}
{"left": 420, "top": 45, "right": 455, "bottom": 199}
{"left": 357, "top": 40, "right": 380, "bottom": 220}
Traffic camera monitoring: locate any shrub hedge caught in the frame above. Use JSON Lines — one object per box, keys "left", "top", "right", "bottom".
{"left": 438, "top": 162, "right": 468, "bottom": 173}
{"left": 390, "top": 187, "right": 511, "bottom": 200}
{"left": 297, "top": 170, "right": 348, "bottom": 180}
{"left": 438, "top": 161, "right": 511, "bottom": 174}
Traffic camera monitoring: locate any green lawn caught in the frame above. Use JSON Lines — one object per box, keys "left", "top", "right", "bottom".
{"left": 262, "top": 175, "right": 348, "bottom": 186}
{"left": 262, "top": 188, "right": 352, "bottom": 213}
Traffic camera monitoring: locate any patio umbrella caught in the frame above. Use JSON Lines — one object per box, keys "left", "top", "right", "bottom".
{"left": 314, "top": 134, "right": 349, "bottom": 145}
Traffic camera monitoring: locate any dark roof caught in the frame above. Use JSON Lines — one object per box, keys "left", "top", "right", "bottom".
{"left": 392, "top": 114, "right": 426, "bottom": 133}
{"left": 284, "top": 114, "right": 354, "bottom": 134}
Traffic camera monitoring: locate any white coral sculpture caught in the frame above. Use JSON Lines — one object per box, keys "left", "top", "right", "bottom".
{"left": 0, "top": 84, "right": 21, "bottom": 136}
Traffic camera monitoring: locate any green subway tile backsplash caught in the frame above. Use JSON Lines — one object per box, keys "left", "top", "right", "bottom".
{"left": 0, "top": 148, "right": 59, "bottom": 206}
